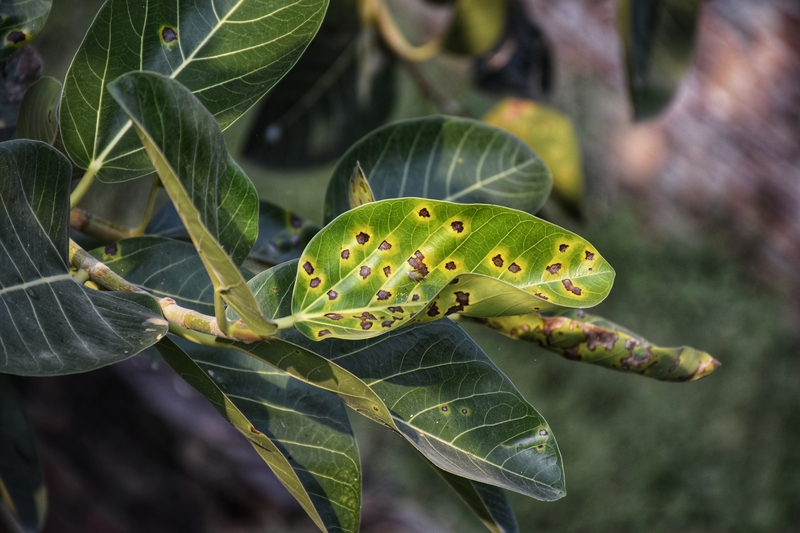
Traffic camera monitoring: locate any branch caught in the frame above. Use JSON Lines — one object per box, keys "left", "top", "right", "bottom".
{"left": 362, "top": 0, "right": 442, "bottom": 62}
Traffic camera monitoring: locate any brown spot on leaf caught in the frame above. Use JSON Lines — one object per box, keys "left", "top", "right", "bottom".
{"left": 559, "top": 244, "right": 569, "bottom": 252}
{"left": 492, "top": 254, "right": 504, "bottom": 267}
{"left": 451, "top": 221, "right": 464, "bottom": 233}
{"left": 445, "top": 261, "right": 456, "bottom": 270}
{"left": 318, "top": 329, "right": 331, "bottom": 337}
{"left": 359, "top": 266, "right": 372, "bottom": 279}
{"left": 360, "top": 321, "right": 373, "bottom": 330}
{"left": 302, "top": 261, "right": 314, "bottom": 275}
{"left": 310, "top": 277, "right": 321, "bottom": 288}
{"left": 377, "top": 290, "right": 391, "bottom": 300}
{"left": 250, "top": 426, "right": 263, "bottom": 435}
{"left": 341, "top": 249, "right": 350, "bottom": 259}
{"left": 441, "top": 406, "right": 449, "bottom": 412}
{"left": 388, "top": 306, "right": 404, "bottom": 313}
{"left": 356, "top": 232, "right": 370, "bottom": 245}
{"left": 534, "top": 292, "right": 549, "bottom": 300}
{"left": 510, "top": 328, "right": 518, "bottom": 336}
{"left": 327, "top": 290, "right": 338, "bottom": 300}
{"left": 324, "top": 313, "right": 343, "bottom": 320}
{"left": 7, "top": 31, "right": 25, "bottom": 44}
{"left": 561, "top": 279, "right": 582, "bottom": 295}
{"left": 546, "top": 263, "right": 561, "bottom": 274}
{"left": 378, "top": 240, "right": 392, "bottom": 251}
{"left": 104, "top": 243, "right": 118, "bottom": 256}
{"left": 539, "top": 429, "right": 549, "bottom": 436}
{"left": 427, "top": 303, "right": 440, "bottom": 317}
{"left": 354, "top": 312, "right": 377, "bottom": 321}
{"left": 407, "top": 250, "right": 429, "bottom": 279}
{"left": 161, "top": 27, "right": 177, "bottom": 43}
{"left": 621, "top": 347, "right": 655, "bottom": 369}
{"left": 381, "top": 320, "right": 394, "bottom": 328}
{"left": 382, "top": 265, "right": 391, "bottom": 277}
{"left": 445, "top": 291, "right": 470, "bottom": 316}
{"left": 508, "top": 262, "right": 521, "bottom": 273}
{"left": 418, "top": 207, "right": 430, "bottom": 218}
{"left": 585, "top": 250, "right": 595, "bottom": 261}
{"left": 582, "top": 324, "right": 618, "bottom": 351}
{"left": 412, "top": 294, "right": 420, "bottom": 301}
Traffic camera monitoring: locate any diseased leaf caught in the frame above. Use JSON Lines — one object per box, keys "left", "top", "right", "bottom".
{"left": 348, "top": 162, "right": 374, "bottom": 208}
{"left": 244, "top": 1, "right": 395, "bottom": 169}
{"left": 0, "top": 375, "right": 46, "bottom": 533}
{"left": 295, "top": 198, "right": 614, "bottom": 341}
{"left": 483, "top": 98, "right": 583, "bottom": 215}
{"left": 435, "top": 470, "right": 519, "bottom": 533}
{"left": 0, "top": 0, "right": 51, "bottom": 61}
{"left": 157, "top": 337, "right": 361, "bottom": 533}
{"left": 443, "top": 0, "right": 507, "bottom": 56}
{"left": 217, "top": 260, "right": 566, "bottom": 501}
{"left": 619, "top": 0, "right": 701, "bottom": 119}
{"left": 323, "top": 116, "right": 552, "bottom": 223}
{"left": 465, "top": 310, "right": 720, "bottom": 382}
{"left": 16, "top": 76, "right": 60, "bottom": 144}
{"left": 108, "top": 72, "right": 275, "bottom": 337}
{"left": 0, "top": 140, "right": 167, "bottom": 375}
{"left": 60, "top": 0, "right": 328, "bottom": 183}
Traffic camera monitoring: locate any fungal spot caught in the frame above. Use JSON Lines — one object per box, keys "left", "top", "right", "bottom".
{"left": 302, "top": 261, "right": 314, "bottom": 275}
{"left": 418, "top": 207, "right": 430, "bottom": 218}
{"left": 445, "top": 261, "right": 456, "bottom": 270}
{"left": 378, "top": 240, "right": 392, "bottom": 251}
{"left": 407, "top": 250, "right": 429, "bottom": 279}
{"left": 449, "top": 279, "right": 459, "bottom": 285}
{"left": 6, "top": 31, "right": 25, "bottom": 44}
{"left": 373, "top": 406, "right": 380, "bottom": 412}
{"left": 360, "top": 321, "right": 373, "bottom": 330}
{"left": 445, "top": 291, "right": 470, "bottom": 316}
{"left": 376, "top": 290, "right": 391, "bottom": 300}
{"left": 310, "top": 277, "right": 321, "bottom": 288}
{"left": 359, "top": 266, "right": 372, "bottom": 279}
{"left": 388, "top": 306, "right": 404, "bottom": 313}
{"left": 585, "top": 250, "right": 595, "bottom": 261}
{"left": 510, "top": 328, "right": 518, "bottom": 336}
{"left": 559, "top": 244, "right": 569, "bottom": 252}
{"left": 354, "top": 312, "right": 378, "bottom": 321}
{"left": 250, "top": 426, "right": 263, "bottom": 435}
{"left": 381, "top": 320, "right": 394, "bottom": 328}
{"left": 451, "top": 221, "right": 464, "bottom": 233}
{"left": 161, "top": 26, "right": 177, "bottom": 43}
{"left": 534, "top": 292, "right": 549, "bottom": 301}
{"left": 508, "top": 262, "right": 521, "bottom": 273}
{"left": 460, "top": 408, "right": 469, "bottom": 415}
{"left": 441, "top": 406, "right": 449, "bottom": 412}
{"left": 427, "top": 302, "right": 440, "bottom": 317}
{"left": 356, "top": 232, "right": 370, "bottom": 245}
{"left": 324, "top": 313, "right": 343, "bottom": 321}
{"left": 561, "top": 279, "right": 582, "bottom": 295}
{"left": 318, "top": 329, "right": 331, "bottom": 337}
{"left": 104, "top": 243, "right": 118, "bottom": 256}
{"left": 290, "top": 213, "right": 303, "bottom": 228}
{"left": 537, "top": 445, "right": 545, "bottom": 450}
{"left": 412, "top": 294, "right": 420, "bottom": 301}
{"left": 492, "top": 254, "right": 504, "bottom": 267}
{"left": 546, "top": 263, "right": 561, "bottom": 274}
{"left": 539, "top": 428, "right": 549, "bottom": 436}
{"left": 341, "top": 249, "right": 350, "bottom": 260}
{"left": 383, "top": 265, "right": 391, "bottom": 277}
{"left": 327, "top": 290, "right": 339, "bottom": 300}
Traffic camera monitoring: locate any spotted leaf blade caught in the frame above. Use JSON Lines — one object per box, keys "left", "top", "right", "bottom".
{"left": 293, "top": 198, "right": 614, "bottom": 341}
{"left": 157, "top": 337, "right": 361, "bottom": 533}
{"left": 467, "top": 310, "right": 719, "bottom": 381}
{"left": 434, "top": 470, "right": 519, "bottom": 533}
{"left": 0, "top": 0, "right": 51, "bottom": 61}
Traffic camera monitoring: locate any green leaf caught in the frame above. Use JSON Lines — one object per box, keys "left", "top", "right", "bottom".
{"left": 108, "top": 72, "right": 275, "bottom": 337}
{"left": 348, "top": 162, "right": 374, "bottom": 209}
{"left": 323, "top": 116, "right": 552, "bottom": 223}
{"left": 157, "top": 337, "right": 361, "bottom": 533}
{"left": 90, "top": 237, "right": 214, "bottom": 315}
{"left": 483, "top": 98, "right": 584, "bottom": 216}
{"left": 434, "top": 470, "right": 519, "bottom": 533}
{"left": 619, "top": 0, "right": 701, "bottom": 119}
{"left": 244, "top": 2, "right": 395, "bottom": 169}
{"left": 295, "top": 198, "right": 614, "bottom": 341}
{"left": 0, "top": 375, "right": 46, "bottom": 533}
{"left": 16, "top": 76, "right": 61, "bottom": 144}
{"left": 443, "top": 0, "right": 507, "bottom": 56}
{"left": 467, "top": 310, "right": 720, "bottom": 382}
{"left": 60, "top": 0, "right": 328, "bottom": 183}
{"left": 0, "top": 0, "right": 51, "bottom": 61}
{"left": 219, "top": 260, "right": 566, "bottom": 501}
{"left": 0, "top": 139, "right": 168, "bottom": 375}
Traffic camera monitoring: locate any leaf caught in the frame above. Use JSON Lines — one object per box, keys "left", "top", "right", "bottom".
{"left": 16, "top": 76, "right": 61, "bottom": 144}
{"left": 243, "top": 1, "right": 395, "bottom": 169}
{"left": 323, "top": 116, "right": 552, "bottom": 223}
{"left": 0, "top": 139, "right": 168, "bottom": 375}
{"left": 434, "top": 470, "right": 519, "bottom": 533}
{"left": 90, "top": 236, "right": 215, "bottom": 315}
{"left": 108, "top": 72, "right": 275, "bottom": 337}
{"left": 0, "top": 375, "right": 46, "bottom": 533}
{"left": 0, "top": 0, "right": 51, "bottom": 61}
{"left": 220, "top": 259, "right": 566, "bottom": 501}
{"left": 60, "top": 0, "right": 329, "bottom": 183}
{"left": 443, "top": 0, "right": 507, "bottom": 56}
{"left": 619, "top": 0, "right": 701, "bottom": 119}
{"left": 295, "top": 198, "right": 614, "bottom": 341}
{"left": 466, "top": 310, "right": 720, "bottom": 382}
{"left": 157, "top": 337, "right": 361, "bottom": 533}
{"left": 483, "top": 98, "right": 583, "bottom": 215}
{"left": 348, "top": 162, "right": 374, "bottom": 208}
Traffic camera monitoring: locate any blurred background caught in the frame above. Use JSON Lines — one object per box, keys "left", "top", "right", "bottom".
{"left": 7, "top": 0, "right": 800, "bottom": 531}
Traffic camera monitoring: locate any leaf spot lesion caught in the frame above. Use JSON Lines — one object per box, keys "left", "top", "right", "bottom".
{"left": 302, "top": 261, "right": 314, "bottom": 275}
{"left": 508, "top": 262, "right": 521, "bottom": 273}
{"left": 324, "top": 313, "right": 343, "bottom": 320}
{"left": 383, "top": 265, "right": 391, "bottom": 277}
{"left": 6, "top": 31, "right": 26, "bottom": 44}
{"left": 492, "top": 254, "right": 504, "bottom": 267}
{"left": 309, "top": 277, "right": 321, "bottom": 288}
{"left": 418, "top": 207, "right": 430, "bottom": 218}
{"left": 160, "top": 26, "right": 178, "bottom": 44}
{"left": 562, "top": 279, "right": 582, "bottom": 295}
{"left": 585, "top": 250, "right": 595, "bottom": 261}
{"left": 318, "top": 329, "right": 331, "bottom": 337}
{"left": 356, "top": 232, "right": 370, "bottom": 245}
{"left": 378, "top": 240, "right": 392, "bottom": 251}
{"left": 376, "top": 290, "right": 391, "bottom": 300}
{"left": 445, "top": 261, "right": 457, "bottom": 270}
{"left": 546, "top": 263, "right": 561, "bottom": 274}
{"left": 451, "top": 221, "right": 464, "bottom": 233}
{"left": 427, "top": 302, "right": 440, "bottom": 317}
{"left": 559, "top": 244, "right": 569, "bottom": 252}
{"left": 327, "top": 289, "right": 338, "bottom": 300}
{"left": 341, "top": 249, "right": 351, "bottom": 259}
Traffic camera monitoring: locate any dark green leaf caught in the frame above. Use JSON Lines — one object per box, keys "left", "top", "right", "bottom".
{"left": 250, "top": 202, "right": 320, "bottom": 266}
{"left": 109, "top": 72, "right": 275, "bottom": 336}
{"left": 0, "top": 140, "right": 168, "bottom": 375}
{"left": 0, "top": 375, "right": 45, "bottom": 533}
{"left": 60, "top": 0, "right": 328, "bottom": 182}
{"left": 244, "top": 2, "right": 395, "bottom": 169}
{"left": 157, "top": 337, "right": 361, "bottom": 533}
{"left": 435, "top": 469, "right": 519, "bottom": 533}
{"left": 0, "top": 0, "right": 51, "bottom": 60}
{"left": 323, "top": 116, "right": 552, "bottom": 223}
{"left": 16, "top": 76, "right": 60, "bottom": 144}
{"left": 465, "top": 310, "right": 720, "bottom": 381}
{"left": 296, "top": 198, "right": 614, "bottom": 341}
